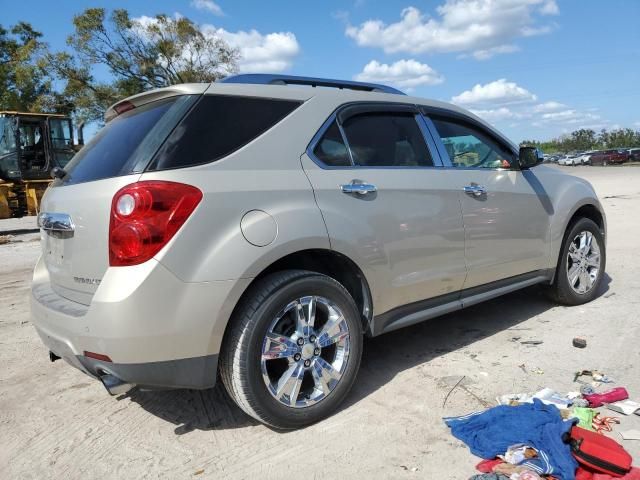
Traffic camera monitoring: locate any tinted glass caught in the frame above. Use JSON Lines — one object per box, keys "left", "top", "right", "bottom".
{"left": 62, "top": 96, "right": 193, "bottom": 185}
{"left": 431, "top": 117, "right": 515, "bottom": 169}
{"left": 313, "top": 120, "right": 350, "bottom": 166}
{"left": 149, "top": 95, "right": 302, "bottom": 170}
{"left": 342, "top": 113, "right": 433, "bottom": 167}
{"left": 0, "top": 117, "right": 17, "bottom": 156}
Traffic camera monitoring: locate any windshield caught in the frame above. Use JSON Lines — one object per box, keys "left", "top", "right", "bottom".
{"left": 61, "top": 95, "right": 196, "bottom": 185}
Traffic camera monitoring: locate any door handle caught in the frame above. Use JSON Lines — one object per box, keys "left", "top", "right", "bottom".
{"left": 463, "top": 184, "right": 487, "bottom": 197}
{"left": 341, "top": 181, "right": 377, "bottom": 195}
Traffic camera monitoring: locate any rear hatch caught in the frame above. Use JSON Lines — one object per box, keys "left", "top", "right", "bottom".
{"left": 39, "top": 92, "right": 199, "bottom": 305}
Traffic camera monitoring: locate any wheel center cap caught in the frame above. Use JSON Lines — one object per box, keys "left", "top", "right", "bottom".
{"left": 301, "top": 343, "right": 315, "bottom": 360}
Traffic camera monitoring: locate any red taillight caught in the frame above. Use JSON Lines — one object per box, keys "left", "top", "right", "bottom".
{"left": 109, "top": 181, "right": 202, "bottom": 266}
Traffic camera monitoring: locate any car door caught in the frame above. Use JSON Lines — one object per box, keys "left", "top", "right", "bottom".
{"left": 423, "top": 112, "right": 552, "bottom": 289}
{"left": 301, "top": 104, "right": 467, "bottom": 319}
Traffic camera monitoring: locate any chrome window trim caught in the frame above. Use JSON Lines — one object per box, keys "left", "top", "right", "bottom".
{"left": 306, "top": 105, "right": 445, "bottom": 170}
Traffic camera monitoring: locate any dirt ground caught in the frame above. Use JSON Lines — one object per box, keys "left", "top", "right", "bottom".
{"left": 1, "top": 165, "right": 639, "bottom": 479}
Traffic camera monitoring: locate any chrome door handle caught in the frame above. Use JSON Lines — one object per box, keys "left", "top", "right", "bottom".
{"left": 341, "top": 181, "right": 377, "bottom": 195}
{"left": 463, "top": 184, "right": 487, "bottom": 196}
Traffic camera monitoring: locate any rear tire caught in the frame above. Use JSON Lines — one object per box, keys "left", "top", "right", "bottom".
{"left": 220, "top": 270, "right": 363, "bottom": 429}
{"left": 547, "top": 217, "right": 605, "bottom": 305}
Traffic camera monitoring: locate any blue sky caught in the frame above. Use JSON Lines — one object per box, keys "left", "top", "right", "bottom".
{"left": 3, "top": 0, "right": 640, "bottom": 142}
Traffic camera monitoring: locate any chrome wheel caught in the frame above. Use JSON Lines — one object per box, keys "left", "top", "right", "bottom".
{"left": 566, "top": 230, "right": 601, "bottom": 294}
{"left": 260, "top": 296, "right": 350, "bottom": 408}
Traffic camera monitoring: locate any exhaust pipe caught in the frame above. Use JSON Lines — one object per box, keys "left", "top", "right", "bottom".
{"left": 99, "top": 373, "right": 135, "bottom": 396}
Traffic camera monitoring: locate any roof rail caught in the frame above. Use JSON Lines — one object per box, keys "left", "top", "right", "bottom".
{"left": 220, "top": 74, "right": 405, "bottom": 95}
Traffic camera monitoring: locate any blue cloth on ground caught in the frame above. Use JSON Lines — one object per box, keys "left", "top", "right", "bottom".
{"left": 444, "top": 399, "right": 578, "bottom": 480}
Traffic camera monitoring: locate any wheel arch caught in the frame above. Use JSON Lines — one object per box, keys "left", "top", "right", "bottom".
{"left": 549, "top": 198, "right": 606, "bottom": 281}
{"left": 212, "top": 248, "right": 373, "bottom": 374}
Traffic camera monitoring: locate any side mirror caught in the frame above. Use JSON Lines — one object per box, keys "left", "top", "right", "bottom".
{"left": 519, "top": 146, "right": 544, "bottom": 169}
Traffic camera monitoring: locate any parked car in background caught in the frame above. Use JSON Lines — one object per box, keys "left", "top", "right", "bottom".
{"left": 559, "top": 154, "right": 579, "bottom": 166}
{"left": 627, "top": 148, "right": 640, "bottom": 162}
{"left": 590, "top": 149, "right": 629, "bottom": 166}
{"left": 575, "top": 151, "right": 596, "bottom": 165}
{"left": 31, "top": 74, "right": 607, "bottom": 429}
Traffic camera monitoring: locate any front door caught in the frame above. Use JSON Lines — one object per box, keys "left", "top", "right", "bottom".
{"left": 301, "top": 106, "right": 467, "bottom": 317}
{"left": 426, "top": 115, "right": 552, "bottom": 289}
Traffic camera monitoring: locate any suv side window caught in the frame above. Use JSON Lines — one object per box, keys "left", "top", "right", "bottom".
{"left": 342, "top": 113, "right": 434, "bottom": 167}
{"left": 149, "top": 95, "right": 302, "bottom": 171}
{"left": 430, "top": 117, "right": 514, "bottom": 169}
{"left": 313, "top": 120, "right": 351, "bottom": 167}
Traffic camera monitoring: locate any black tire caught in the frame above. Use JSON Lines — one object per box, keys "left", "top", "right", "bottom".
{"left": 219, "top": 270, "right": 363, "bottom": 429}
{"left": 547, "top": 217, "right": 605, "bottom": 305}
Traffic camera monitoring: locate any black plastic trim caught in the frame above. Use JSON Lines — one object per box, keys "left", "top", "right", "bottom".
{"left": 76, "top": 354, "right": 219, "bottom": 390}
{"left": 371, "top": 269, "right": 554, "bottom": 336}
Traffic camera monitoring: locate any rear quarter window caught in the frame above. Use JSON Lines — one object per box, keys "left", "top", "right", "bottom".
{"left": 148, "top": 95, "right": 302, "bottom": 171}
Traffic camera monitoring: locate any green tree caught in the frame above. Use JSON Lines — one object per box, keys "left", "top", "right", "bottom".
{"left": 0, "top": 22, "right": 70, "bottom": 113}
{"left": 47, "top": 8, "right": 239, "bottom": 123}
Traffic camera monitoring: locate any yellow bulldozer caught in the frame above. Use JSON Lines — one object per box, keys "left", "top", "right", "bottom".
{"left": 0, "top": 111, "right": 82, "bottom": 218}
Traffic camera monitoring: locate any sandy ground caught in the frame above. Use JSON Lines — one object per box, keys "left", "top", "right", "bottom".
{"left": 1, "top": 165, "right": 639, "bottom": 479}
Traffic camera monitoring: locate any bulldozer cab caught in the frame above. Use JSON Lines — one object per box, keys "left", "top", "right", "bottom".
{"left": 0, "top": 112, "right": 75, "bottom": 181}
{"left": 0, "top": 112, "right": 78, "bottom": 218}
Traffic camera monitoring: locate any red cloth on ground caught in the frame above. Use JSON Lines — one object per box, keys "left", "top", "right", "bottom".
{"left": 576, "top": 466, "right": 640, "bottom": 479}
{"left": 476, "top": 458, "right": 504, "bottom": 473}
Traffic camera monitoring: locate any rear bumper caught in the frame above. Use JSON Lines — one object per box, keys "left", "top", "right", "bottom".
{"left": 31, "top": 255, "right": 250, "bottom": 390}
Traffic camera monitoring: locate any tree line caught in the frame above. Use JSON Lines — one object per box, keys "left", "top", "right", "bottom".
{"left": 521, "top": 128, "right": 640, "bottom": 153}
{"left": 1, "top": 8, "right": 238, "bottom": 123}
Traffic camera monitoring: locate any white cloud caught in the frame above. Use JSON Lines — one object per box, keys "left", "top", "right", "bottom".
{"left": 354, "top": 59, "right": 444, "bottom": 89}
{"left": 633, "top": 121, "right": 640, "bottom": 128}
{"left": 470, "top": 107, "right": 524, "bottom": 122}
{"left": 470, "top": 45, "right": 520, "bottom": 61}
{"left": 202, "top": 26, "right": 300, "bottom": 72}
{"left": 532, "top": 101, "right": 566, "bottom": 113}
{"left": 345, "top": 1, "right": 558, "bottom": 59}
{"left": 541, "top": 109, "right": 600, "bottom": 125}
{"left": 451, "top": 78, "right": 537, "bottom": 106}
{"left": 191, "top": 0, "right": 224, "bottom": 16}
{"left": 539, "top": 0, "right": 559, "bottom": 15}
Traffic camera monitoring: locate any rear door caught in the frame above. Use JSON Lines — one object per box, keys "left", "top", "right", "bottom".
{"left": 301, "top": 104, "right": 466, "bottom": 318}
{"left": 424, "top": 113, "right": 552, "bottom": 289}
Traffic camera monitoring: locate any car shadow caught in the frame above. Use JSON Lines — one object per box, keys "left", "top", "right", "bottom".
{"left": 126, "top": 274, "right": 611, "bottom": 434}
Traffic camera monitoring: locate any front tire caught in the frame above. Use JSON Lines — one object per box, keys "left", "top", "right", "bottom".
{"left": 220, "top": 270, "right": 363, "bottom": 429}
{"left": 547, "top": 218, "right": 605, "bottom": 305}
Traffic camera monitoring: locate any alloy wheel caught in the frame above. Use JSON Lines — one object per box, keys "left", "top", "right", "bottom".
{"left": 566, "top": 230, "right": 601, "bottom": 294}
{"left": 260, "top": 296, "right": 351, "bottom": 408}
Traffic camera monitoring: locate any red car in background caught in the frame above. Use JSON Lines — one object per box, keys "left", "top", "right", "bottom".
{"left": 589, "top": 149, "right": 629, "bottom": 166}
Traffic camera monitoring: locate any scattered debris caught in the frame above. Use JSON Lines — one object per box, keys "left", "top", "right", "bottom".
{"left": 0, "top": 235, "right": 11, "bottom": 245}
{"left": 442, "top": 375, "right": 466, "bottom": 408}
{"left": 521, "top": 340, "right": 543, "bottom": 346}
{"left": 619, "top": 430, "right": 640, "bottom": 441}
{"left": 607, "top": 400, "right": 640, "bottom": 416}
{"left": 574, "top": 370, "right": 614, "bottom": 383}
{"left": 533, "top": 368, "right": 544, "bottom": 375}
{"left": 193, "top": 469, "right": 205, "bottom": 476}
{"left": 573, "top": 337, "right": 588, "bottom": 348}
{"left": 518, "top": 364, "right": 527, "bottom": 374}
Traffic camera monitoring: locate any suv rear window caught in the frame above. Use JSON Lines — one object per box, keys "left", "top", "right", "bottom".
{"left": 148, "top": 95, "right": 302, "bottom": 171}
{"left": 62, "top": 96, "right": 195, "bottom": 185}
